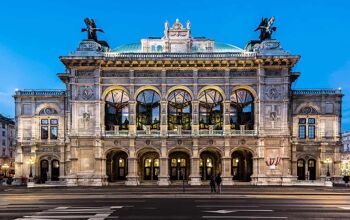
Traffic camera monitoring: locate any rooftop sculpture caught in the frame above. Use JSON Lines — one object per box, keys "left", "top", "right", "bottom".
{"left": 81, "top": 18, "right": 104, "bottom": 42}
{"left": 254, "top": 16, "right": 277, "bottom": 42}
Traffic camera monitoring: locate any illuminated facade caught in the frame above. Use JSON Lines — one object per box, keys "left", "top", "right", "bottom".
{"left": 14, "top": 19, "right": 343, "bottom": 186}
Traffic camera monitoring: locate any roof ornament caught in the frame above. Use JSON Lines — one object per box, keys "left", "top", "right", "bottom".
{"left": 82, "top": 18, "right": 104, "bottom": 42}
{"left": 254, "top": 16, "right": 277, "bottom": 42}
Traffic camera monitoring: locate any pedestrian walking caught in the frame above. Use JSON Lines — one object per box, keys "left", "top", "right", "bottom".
{"left": 210, "top": 175, "right": 216, "bottom": 193}
{"left": 215, "top": 173, "right": 222, "bottom": 194}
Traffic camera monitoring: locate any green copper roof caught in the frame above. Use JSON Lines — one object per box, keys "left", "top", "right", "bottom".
{"left": 112, "top": 42, "right": 243, "bottom": 53}
{"left": 113, "top": 43, "right": 141, "bottom": 53}
{"left": 213, "top": 42, "right": 243, "bottom": 52}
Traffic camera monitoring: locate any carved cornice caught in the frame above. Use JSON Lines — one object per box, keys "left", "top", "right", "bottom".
{"left": 60, "top": 55, "right": 300, "bottom": 69}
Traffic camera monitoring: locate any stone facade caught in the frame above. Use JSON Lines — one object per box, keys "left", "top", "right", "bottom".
{"left": 0, "top": 114, "right": 15, "bottom": 177}
{"left": 14, "top": 20, "right": 343, "bottom": 186}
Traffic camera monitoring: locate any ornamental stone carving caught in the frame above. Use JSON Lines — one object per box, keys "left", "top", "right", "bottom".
{"left": 266, "top": 86, "right": 281, "bottom": 100}
{"left": 77, "top": 86, "right": 95, "bottom": 100}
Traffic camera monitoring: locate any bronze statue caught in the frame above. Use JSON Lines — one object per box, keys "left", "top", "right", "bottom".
{"left": 254, "top": 16, "right": 277, "bottom": 42}
{"left": 81, "top": 18, "right": 104, "bottom": 42}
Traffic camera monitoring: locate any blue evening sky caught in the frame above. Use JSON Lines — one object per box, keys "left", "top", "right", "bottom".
{"left": 0, "top": 0, "right": 349, "bottom": 131}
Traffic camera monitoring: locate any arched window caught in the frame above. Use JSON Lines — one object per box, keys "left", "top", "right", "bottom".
{"left": 299, "top": 106, "right": 318, "bottom": 115}
{"left": 157, "top": 45, "right": 163, "bottom": 52}
{"left": 230, "top": 89, "right": 254, "bottom": 130}
{"left": 168, "top": 89, "right": 192, "bottom": 130}
{"left": 199, "top": 89, "right": 223, "bottom": 130}
{"left": 105, "top": 89, "right": 129, "bottom": 131}
{"left": 136, "top": 90, "right": 160, "bottom": 130}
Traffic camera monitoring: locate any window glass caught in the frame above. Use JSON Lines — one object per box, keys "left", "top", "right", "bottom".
{"left": 298, "top": 125, "right": 306, "bottom": 139}
{"left": 154, "top": 159, "right": 159, "bottom": 167}
{"left": 136, "top": 90, "right": 160, "bottom": 130}
{"left": 105, "top": 90, "right": 130, "bottom": 131}
{"left": 199, "top": 89, "right": 223, "bottom": 130}
{"left": 171, "top": 159, "right": 177, "bottom": 167}
{"left": 230, "top": 89, "right": 254, "bottom": 130}
{"left": 308, "top": 125, "right": 315, "bottom": 139}
{"left": 41, "top": 119, "right": 48, "bottom": 125}
{"left": 298, "top": 118, "right": 306, "bottom": 124}
{"left": 180, "top": 159, "right": 186, "bottom": 167}
{"left": 297, "top": 160, "right": 304, "bottom": 167}
{"left": 118, "top": 158, "right": 125, "bottom": 167}
{"left": 308, "top": 118, "right": 315, "bottom": 124}
{"left": 50, "top": 126, "right": 58, "bottom": 139}
{"left": 50, "top": 119, "right": 58, "bottom": 125}
{"left": 41, "top": 126, "right": 48, "bottom": 139}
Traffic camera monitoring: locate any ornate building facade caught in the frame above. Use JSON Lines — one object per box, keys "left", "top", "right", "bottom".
{"left": 14, "top": 19, "right": 343, "bottom": 186}
{"left": 0, "top": 114, "right": 15, "bottom": 177}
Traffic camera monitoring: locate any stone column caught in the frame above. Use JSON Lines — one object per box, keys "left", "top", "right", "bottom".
{"left": 160, "top": 101, "right": 168, "bottom": 136}
{"left": 158, "top": 139, "right": 170, "bottom": 185}
{"left": 223, "top": 101, "right": 231, "bottom": 135}
{"left": 189, "top": 138, "right": 201, "bottom": 185}
{"left": 222, "top": 138, "right": 233, "bottom": 185}
{"left": 192, "top": 101, "right": 199, "bottom": 136}
{"left": 126, "top": 139, "right": 139, "bottom": 186}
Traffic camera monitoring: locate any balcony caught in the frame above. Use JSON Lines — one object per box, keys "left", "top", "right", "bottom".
{"left": 105, "top": 130, "right": 129, "bottom": 137}
{"left": 167, "top": 130, "right": 192, "bottom": 137}
{"left": 230, "top": 130, "right": 257, "bottom": 136}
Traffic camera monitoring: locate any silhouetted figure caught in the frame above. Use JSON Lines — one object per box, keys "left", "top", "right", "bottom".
{"left": 210, "top": 175, "right": 216, "bottom": 193}
{"left": 215, "top": 173, "right": 222, "bottom": 194}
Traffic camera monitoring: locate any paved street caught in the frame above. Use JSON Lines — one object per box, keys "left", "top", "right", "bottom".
{"left": 1, "top": 186, "right": 350, "bottom": 219}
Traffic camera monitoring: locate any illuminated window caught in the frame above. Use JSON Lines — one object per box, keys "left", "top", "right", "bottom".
{"left": 199, "top": 89, "right": 223, "bottom": 130}
{"left": 105, "top": 89, "right": 129, "bottom": 131}
{"left": 230, "top": 89, "right": 254, "bottom": 130}
{"left": 137, "top": 90, "right": 160, "bottom": 130}
{"left": 168, "top": 89, "right": 192, "bottom": 130}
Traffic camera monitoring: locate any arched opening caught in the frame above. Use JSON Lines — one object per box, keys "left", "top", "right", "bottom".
{"left": 230, "top": 89, "right": 254, "bottom": 130}
{"left": 105, "top": 89, "right": 129, "bottom": 131}
{"left": 231, "top": 149, "right": 253, "bottom": 181}
{"left": 106, "top": 151, "right": 128, "bottom": 182}
{"left": 297, "top": 159, "right": 306, "bottom": 180}
{"left": 308, "top": 159, "right": 316, "bottom": 180}
{"left": 51, "top": 160, "right": 60, "bottom": 181}
{"left": 139, "top": 151, "right": 160, "bottom": 181}
{"left": 136, "top": 90, "right": 160, "bottom": 130}
{"left": 200, "top": 150, "right": 221, "bottom": 180}
{"left": 169, "top": 151, "right": 190, "bottom": 180}
{"left": 40, "top": 160, "right": 49, "bottom": 182}
{"left": 168, "top": 89, "right": 192, "bottom": 131}
{"left": 198, "top": 89, "right": 223, "bottom": 130}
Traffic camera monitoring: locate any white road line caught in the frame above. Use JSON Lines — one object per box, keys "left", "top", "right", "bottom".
{"left": 339, "top": 206, "right": 350, "bottom": 210}
{"left": 197, "top": 205, "right": 259, "bottom": 208}
{"left": 203, "top": 210, "right": 273, "bottom": 214}
{"left": 202, "top": 216, "right": 288, "bottom": 219}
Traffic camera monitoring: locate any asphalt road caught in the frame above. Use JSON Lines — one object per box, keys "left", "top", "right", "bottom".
{"left": 1, "top": 186, "right": 350, "bottom": 219}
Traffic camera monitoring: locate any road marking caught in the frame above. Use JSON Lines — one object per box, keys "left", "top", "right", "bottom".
{"left": 339, "top": 206, "right": 350, "bottom": 210}
{"left": 197, "top": 205, "right": 259, "bottom": 208}
{"left": 203, "top": 209, "right": 273, "bottom": 214}
{"left": 14, "top": 206, "right": 126, "bottom": 220}
{"left": 202, "top": 216, "right": 287, "bottom": 219}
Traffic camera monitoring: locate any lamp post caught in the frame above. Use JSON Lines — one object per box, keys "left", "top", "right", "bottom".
{"left": 1, "top": 163, "right": 9, "bottom": 178}
{"left": 325, "top": 158, "right": 332, "bottom": 177}
{"left": 27, "top": 158, "right": 34, "bottom": 178}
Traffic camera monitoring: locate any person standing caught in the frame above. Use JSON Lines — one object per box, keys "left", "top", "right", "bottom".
{"left": 210, "top": 175, "right": 216, "bottom": 193}
{"left": 215, "top": 173, "right": 222, "bottom": 194}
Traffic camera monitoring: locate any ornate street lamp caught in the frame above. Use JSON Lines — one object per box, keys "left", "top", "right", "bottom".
{"left": 27, "top": 158, "right": 34, "bottom": 178}
{"left": 325, "top": 158, "right": 332, "bottom": 177}
{"left": 1, "top": 163, "right": 9, "bottom": 178}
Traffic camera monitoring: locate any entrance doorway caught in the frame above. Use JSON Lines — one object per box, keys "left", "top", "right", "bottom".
{"left": 106, "top": 151, "right": 128, "bottom": 182}
{"left": 51, "top": 160, "right": 60, "bottom": 181}
{"left": 40, "top": 160, "right": 49, "bottom": 182}
{"left": 140, "top": 152, "right": 160, "bottom": 181}
{"left": 200, "top": 150, "right": 221, "bottom": 180}
{"left": 231, "top": 149, "right": 253, "bottom": 181}
{"left": 308, "top": 159, "right": 316, "bottom": 180}
{"left": 297, "top": 159, "right": 305, "bottom": 180}
{"left": 169, "top": 152, "right": 190, "bottom": 180}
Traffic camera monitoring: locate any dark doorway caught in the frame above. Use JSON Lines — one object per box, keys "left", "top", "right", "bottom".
{"left": 297, "top": 159, "right": 305, "bottom": 180}
{"left": 106, "top": 151, "right": 128, "bottom": 182}
{"left": 51, "top": 160, "right": 60, "bottom": 181}
{"left": 140, "top": 152, "right": 160, "bottom": 181}
{"left": 200, "top": 151, "right": 221, "bottom": 180}
{"left": 40, "top": 160, "right": 48, "bottom": 182}
{"left": 231, "top": 150, "right": 253, "bottom": 181}
{"left": 169, "top": 152, "right": 190, "bottom": 181}
{"left": 308, "top": 159, "right": 316, "bottom": 180}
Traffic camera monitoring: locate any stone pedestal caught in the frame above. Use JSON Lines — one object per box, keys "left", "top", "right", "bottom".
{"left": 158, "top": 176, "right": 171, "bottom": 186}
{"left": 189, "top": 176, "right": 202, "bottom": 185}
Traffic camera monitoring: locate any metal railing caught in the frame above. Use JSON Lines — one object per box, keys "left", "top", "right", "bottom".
{"left": 105, "top": 130, "right": 129, "bottom": 136}
{"left": 167, "top": 130, "right": 192, "bottom": 137}
{"left": 16, "top": 89, "right": 66, "bottom": 96}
